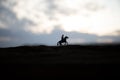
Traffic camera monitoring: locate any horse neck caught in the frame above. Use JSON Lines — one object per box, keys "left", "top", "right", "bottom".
{"left": 63, "top": 37, "right": 67, "bottom": 41}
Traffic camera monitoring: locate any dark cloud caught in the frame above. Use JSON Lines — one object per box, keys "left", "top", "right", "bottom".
{"left": 43, "top": 0, "right": 78, "bottom": 19}
{"left": 0, "top": 0, "right": 34, "bottom": 30}
{"left": 0, "top": 27, "right": 120, "bottom": 47}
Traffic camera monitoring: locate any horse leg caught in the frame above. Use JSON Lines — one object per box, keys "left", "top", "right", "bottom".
{"left": 60, "top": 41, "right": 62, "bottom": 46}
{"left": 57, "top": 41, "right": 60, "bottom": 46}
{"left": 65, "top": 41, "right": 68, "bottom": 45}
{"left": 57, "top": 42, "right": 59, "bottom": 46}
{"left": 57, "top": 41, "right": 62, "bottom": 46}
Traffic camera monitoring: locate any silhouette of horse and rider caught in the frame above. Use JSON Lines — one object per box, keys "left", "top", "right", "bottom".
{"left": 57, "top": 34, "right": 69, "bottom": 46}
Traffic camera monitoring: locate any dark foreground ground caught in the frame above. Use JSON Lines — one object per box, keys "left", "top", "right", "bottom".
{"left": 0, "top": 44, "right": 120, "bottom": 78}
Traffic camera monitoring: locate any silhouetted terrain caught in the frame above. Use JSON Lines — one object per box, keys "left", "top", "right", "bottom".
{"left": 0, "top": 44, "right": 120, "bottom": 78}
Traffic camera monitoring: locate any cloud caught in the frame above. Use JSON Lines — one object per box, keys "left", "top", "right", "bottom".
{"left": 116, "top": 30, "right": 120, "bottom": 35}
{"left": 114, "top": 30, "right": 120, "bottom": 35}
{"left": 0, "top": 0, "right": 120, "bottom": 47}
{"left": 0, "top": 0, "right": 35, "bottom": 32}
{"left": 69, "top": 38, "right": 86, "bottom": 44}
{"left": 0, "top": 27, "right": 120, "bottom": 47}
{"left": 1, "top": 0, "right": 120, "bottom": 36}
{"left": 2, "top": 0, "right": 111, "bottom": 35}
{"left": 85, "top": 2, "right": 105, "bottom": 12}
{"left": 97, "top": 39, "right": 113, "bottom": 43}
{"left": 0, "top": 37, "right": 11, "bottom": 42}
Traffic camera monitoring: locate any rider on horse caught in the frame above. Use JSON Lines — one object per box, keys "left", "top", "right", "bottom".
{"left": 57, "top": 34, "right": 69, "bottom": 46}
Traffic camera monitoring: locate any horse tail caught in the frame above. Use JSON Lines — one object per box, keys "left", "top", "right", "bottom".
{"left": 57, "top": 41, "right": 60, "bottom": 46}
{"left": 57, "top": 42, "right": 59, "bottom": 46}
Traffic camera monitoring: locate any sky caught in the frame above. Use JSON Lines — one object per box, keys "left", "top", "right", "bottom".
{"left": 0, "top": 0, "right": 120, "bottom": 47}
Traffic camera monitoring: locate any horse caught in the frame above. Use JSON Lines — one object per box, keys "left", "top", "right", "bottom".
{"left": 57, "top": 36, "right": 69, "bottom": 46}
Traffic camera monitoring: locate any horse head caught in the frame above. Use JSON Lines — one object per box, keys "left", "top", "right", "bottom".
{"left": 65, "top": 36, "right": 69, "bottom": 39}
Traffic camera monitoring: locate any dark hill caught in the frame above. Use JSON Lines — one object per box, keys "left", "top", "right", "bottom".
{"left": 0, "top": 45, "right": 120, "bottom": 78}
